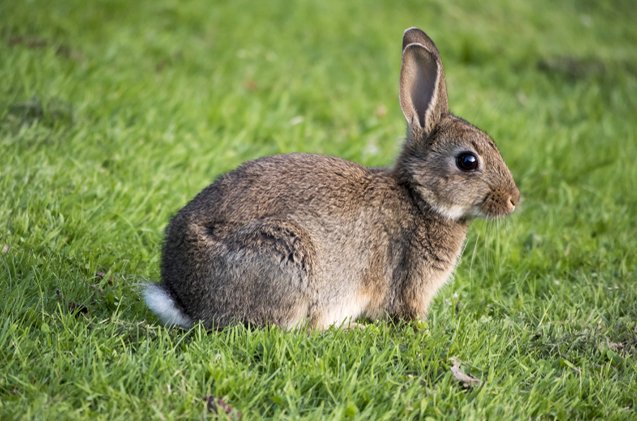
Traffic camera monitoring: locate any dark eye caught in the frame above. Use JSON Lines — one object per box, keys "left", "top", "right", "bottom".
{"left": 456, "top": 152, "right": 479, "bottom": 171}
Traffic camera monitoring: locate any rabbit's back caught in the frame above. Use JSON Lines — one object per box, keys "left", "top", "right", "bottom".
{"left": 185, "top": 153, "right": 373, "bottom": 221}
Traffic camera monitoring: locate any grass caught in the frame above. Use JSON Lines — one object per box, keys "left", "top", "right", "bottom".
{"left": 1, "top": 0, "right": 636, "bottom": 418}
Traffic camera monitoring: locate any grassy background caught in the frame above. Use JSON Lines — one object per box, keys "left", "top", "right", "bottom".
{"left": 1, "top": 0, "right": 636, "bottom": 418}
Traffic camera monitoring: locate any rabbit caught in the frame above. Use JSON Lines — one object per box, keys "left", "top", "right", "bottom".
{"left": 143, "top": 27, "right": 520, "bottom": 330}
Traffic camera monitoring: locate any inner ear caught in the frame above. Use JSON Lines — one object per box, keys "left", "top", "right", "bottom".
{"left": 400, "top": 43, "right": 441, "bottom": 133}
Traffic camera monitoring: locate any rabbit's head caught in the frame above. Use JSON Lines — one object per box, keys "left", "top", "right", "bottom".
{"left": 396, "top": 28, "right": 520, "bottom": 220}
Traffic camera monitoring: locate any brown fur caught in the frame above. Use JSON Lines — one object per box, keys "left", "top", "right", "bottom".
{"left": 146, "top": 27, "right": 520, "bottom": 329}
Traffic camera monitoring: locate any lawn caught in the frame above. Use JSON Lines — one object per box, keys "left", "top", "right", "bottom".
{"left": 1, "top": 0, "right": 636, "bottom": 418}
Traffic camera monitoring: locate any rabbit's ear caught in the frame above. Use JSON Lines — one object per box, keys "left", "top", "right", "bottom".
{"left": 400, "top": 29, "right": 448, "bottom": 135}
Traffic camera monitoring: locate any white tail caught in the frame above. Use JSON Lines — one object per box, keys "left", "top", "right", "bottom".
{"left": 143, "top": 284, "right": 193, "bottom": 328}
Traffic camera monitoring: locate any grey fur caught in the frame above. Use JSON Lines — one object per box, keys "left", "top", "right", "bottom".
{"left": 144, "top": 28, "right": 520, "bottom": 330}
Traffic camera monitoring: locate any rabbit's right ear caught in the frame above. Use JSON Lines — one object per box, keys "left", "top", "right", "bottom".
{"left": 399, "top": 28, "right": 448, "bottom": 136}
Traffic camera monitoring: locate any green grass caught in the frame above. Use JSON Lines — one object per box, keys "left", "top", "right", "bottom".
{"left": 1, "top": 0, "right": 636, "bottom": 418}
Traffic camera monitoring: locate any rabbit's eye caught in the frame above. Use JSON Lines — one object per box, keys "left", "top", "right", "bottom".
{"left": 456, "top": 152, "right": 479, "bottom": 171}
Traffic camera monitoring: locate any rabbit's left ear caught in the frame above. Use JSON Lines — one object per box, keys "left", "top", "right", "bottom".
{"left": 399, "top": 28, "right": 448, "bottom": 135}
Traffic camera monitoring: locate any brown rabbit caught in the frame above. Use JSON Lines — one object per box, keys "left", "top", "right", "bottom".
{"left": 143, "top": 27, "right": 520, "bottom": 330}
